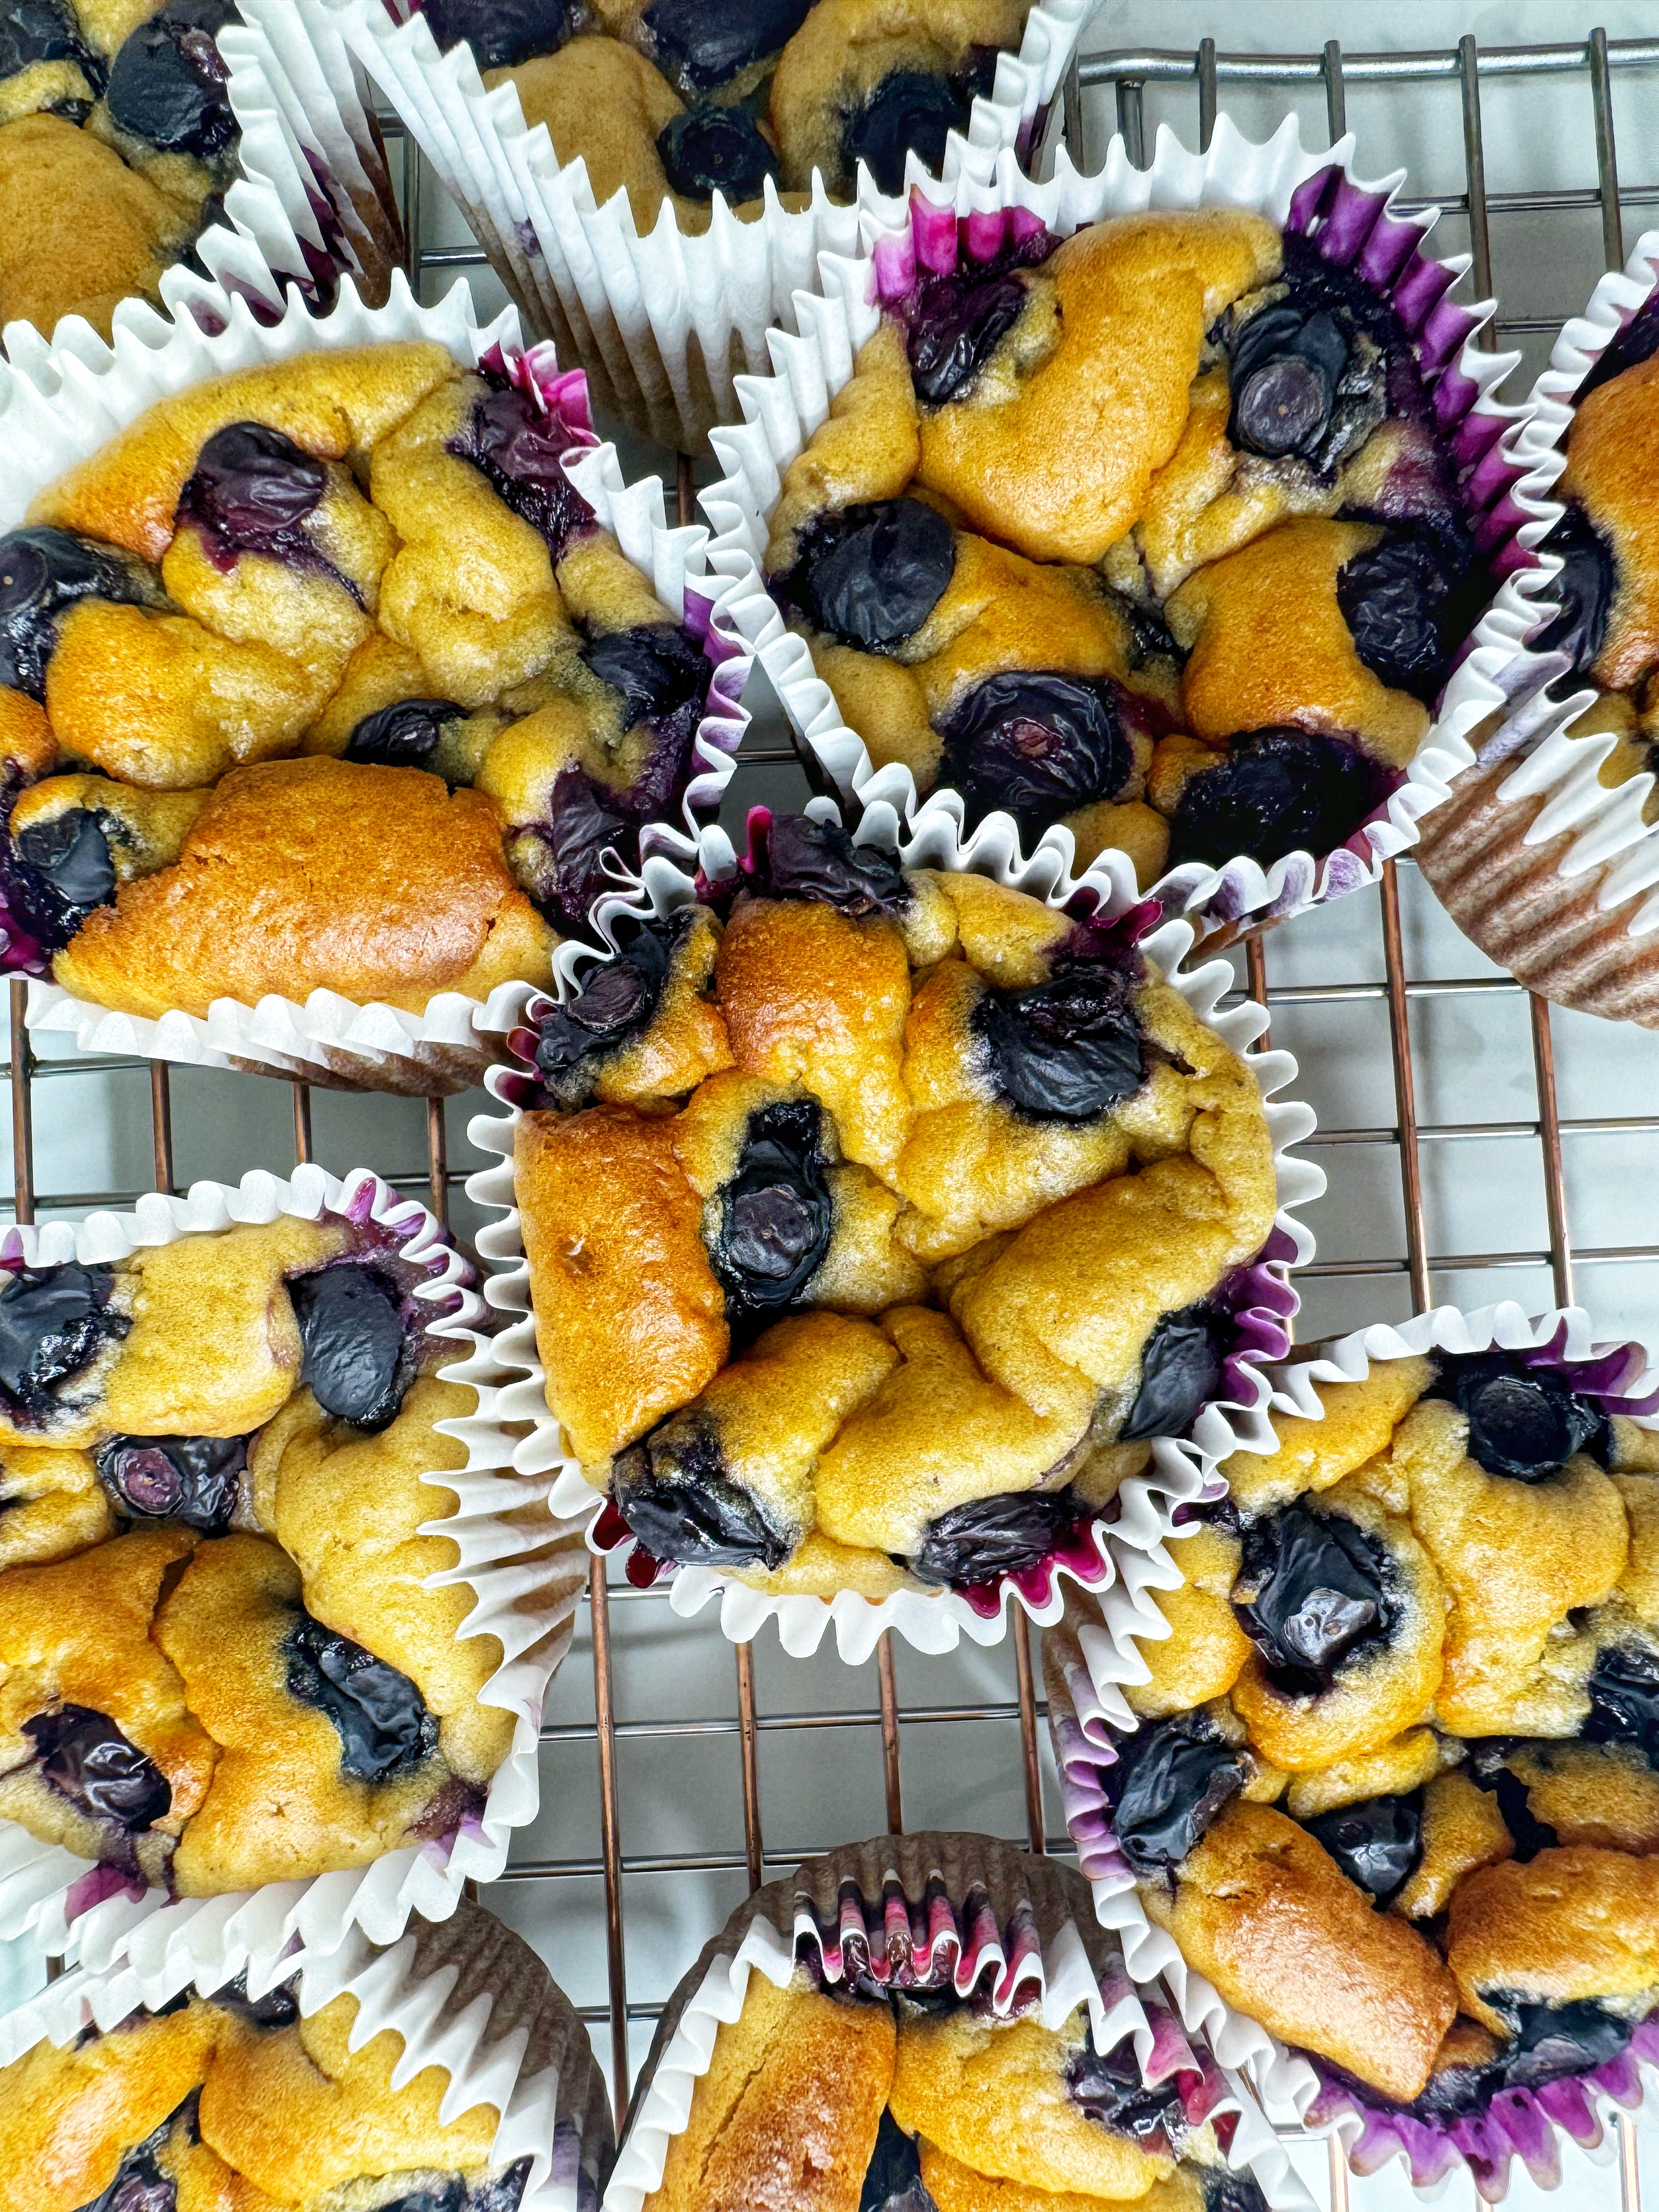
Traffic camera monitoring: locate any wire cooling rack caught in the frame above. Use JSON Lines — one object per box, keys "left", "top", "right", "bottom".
{"left": 7, "top": 21, "right": 1659, "bottom": 2212}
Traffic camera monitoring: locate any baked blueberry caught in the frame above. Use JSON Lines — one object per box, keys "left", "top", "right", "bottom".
{"left": 289, "top": 1263, "right": 410, "bottom": 1431}
{"left": 95, "top": 1432, "right": 247, "bottom": 1531}
{"left": 1064, "top": 2038, "right": 1187, "bottom": 2145}
{"left": 0, "top": 1260, "right": 125, "bottom": 1423}
{"left": 1577, "top": 288, "right": 1659, "bottom": 401}
{"left": 343, "top": 698, "right": 464, "bottom": 772}
{"left": 906, "top": 270, "right": 1028, "bottom": 407}
{"left": 939, "top": 670, "right": 1136, "bottom": 836}
{"left": 450, "top": 383, "right": 595, "bottom": 558}
{"left": 1204, "top": 2180, "right": 1271, "bottom": 2212}
{"left": 0, "top": 0, "right": 102, "bottom": 87}
{"left": 859, "top": 2108, "right": 935, "bottom": 2212}
{"left": 910, "top": 1488, "right": 1084, "bottom": 1587}
{"left": 215, "top": 1973, "right": 301, "bottom": 2030}
{"left": 1234, "top": 1505, "right": 1391, "bottom": 1682}
{"left": 1336, "top": 530, "right": 1464, "bottom": 702}
{"left": 657, "top": 104, "right": 780, "bottom": 202}
{"left": 175, "top": 421, "right": 329, "bottom": 570}
{"left": 532, "top": 918, "right": 676, "bottom": 1101}
{"left": 1120, "top": 1305, "right": 1230, "bottom": 1441}
{"left": 1301, "top": 1792, "right": 1422, "bottom": 1904}
{"left": 78, "top": 2111, "right": 177, "bottom": 2212}
{"left": 0, "top": 525, "right": 164, "bottom": 700}
{"left": 972, "top": 958, "right": 1147, "bottom": 1124}
{"left": 105, "top": 0, "right": 236, "bottom": 161}
{"left": 611, "top": 1423, "right": 789, "bottom": 1570}
{"left": 583, "top": 622, "right": 710, "bottom": 733}
{"left": 9, "top": 805, "right": 117, "bottom": 949}
{"left": 842, "top": 69, "right": 965, "bottom": 196}
{"left": 1532, "top": 504, "right": 1616, "bottom": 677}
{"left": 533, "top": 765, "right": 633, "bottom": 922}
{"left": 1166, "top": 729, "right": 1384, "bottom": 873}
{"left": 1218, "top": 239, "right": 1394, "bottom": 475}
{"left": 1227, "top": 302, "right": 1350, "bottom": 462}
{"left": 1585, "top": 1643, "right": 1659, "bottom": 1760}
{"left": 421, "top": 0, "right": 571, "bottom": 70}
{"left": 711, "top": 1099, "right": 833, "bottom": 1316}
{"left": 795, "top": 498, "right": 956, "bottom": 652}
{"left": 1486, "top": 1999, "right": 1634, "bottom": 2092}
{"left": 643, "top": 0, "right": 811, "bottom": 91}
{"left": 1107, "top": 1715, "right": 1249, "bottom": 1875}
{"left": 763, "top": 812, "right": 910, "bottom": 916}
{"left": 24, "top": 1703, "right": 171, "bottom": 1828}
{"left": 1464, "top": 1742, "right": 1560, "bottom": 1860}
{"left": 284, "top": 1611, "right": 439, "bottom": 1781}
{"left": 1429, "top": 1348, "right": 1609, "bottom": 1480}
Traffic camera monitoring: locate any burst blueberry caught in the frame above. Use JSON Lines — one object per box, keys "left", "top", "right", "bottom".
{"left": 452, "top": 385, "right": 595, "bottom": 558}
{"left": 1234, "top": 1506, "right": 1391, "bottom": 1681}
{"left": 96, "top": 1432, "right": 247, "bottom": 1531}
{"left": 176, "top": 422, "right": 328, "bottom": 569}
{"left": 1336, "top": 531, "right": 1463, "bottom": 701}
{"left": 421, "top": 0, "right": 570, "bottom": 70}
{"left": 764, "top": 813, "right": 910, "bottom": 917}
{"left": 0, "top": 0, "right": 101, "bottom": 87}
{"left": 643, "top": 0, "right": 811, "bottom": 89}
{"left": 1227, "top": 302, "right": 1349, "bottom": 461}
{"left": 1532, "top": 505, "right": 1616, "bottom": 678}
{"left": 711, "top": 1100, "right": 833, "bottom": 1316}
{"left": 532, "top": 918, "right": 676, "bottom": 1102}
{"left": 285, "top": 1612, "right": 438, "bottom": 1781}
{"left": 0, "top": 1261, "right": 125, "bottom": 1423}
{"left": 910, "top": 1488, "right": 1084, "bottom": 1587}
{"left": 1064, "top": 2039, "right": 1187, "bottom": 2144}
{"left": 906, "top": 271, "right": 1028, "bottom": 406}
{"left": 10, "top": 806, "right": 117, "bottom": 950}
{"left": 973, "top": 958, "right": 1147, "bottom": 1124}
{"left": 843, "top": 69, "right": 964, "bottom": 195}
{"left": 1120, "top": 1305, "right": 1229, "bottom": 1441}
{"left": 1108, "top": 1716, "right": 1248, "bottom": 1875}
{"left": 1430, "top": 1348, "right": 1608, "bottom": 1480}
{"left": 24, "top": 1704, "right": 171, "bottom": 1828}
{"left": 0, "top": 525, "right": 163, "bottom": 699}
{"left": 611, "top": 1423, "right": 790, "bottom": 1571}
{"left": 1166, "top": 728, "right": 1383, "bottom": 873}
{"left": 1302, "top": 1792, "right": 1422, "bottom": 1903}
{"left": 582, "top": 622, "right": 709, "bottom": 730}
{"left": 105, "top": 0, "right": 236, "bottom": 161}
{"left": 859, "top": 2109, "right": 935, "bottom": 2212}
{"left": 657, "top": 104, "right": 779, "bottom": 201}
{"left": 797, "top": 498, "right": 956, "bottom": 651}
{"left": 289, "top": 1263, "right": 410, "bottom": 1431}
{"left": 940, "top": 670, "right": 1135, "bottom": 837}
{"left": 345, "top": 699, "right": 464, "bottom": 772}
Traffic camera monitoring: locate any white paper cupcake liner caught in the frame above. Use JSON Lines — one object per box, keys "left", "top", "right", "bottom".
{"left": 0, "top": 272, "right": 757, "bottom": 1095}
{"left": 296, "top": 0, "right": 1099, "bottom": 450}
{"left": 698, "top": 112, "right": 1537, "bottom": 951}
{"left": 0, "top": 1898, "right": 612, "bottom": 2209}
{"left": 1415, "top": 228, "right": 1659, "bottom": 1025}
{"left": 0, "top": 1163, "right": 591, "bottom": 1972}
{"left": 464, "top": 797, "right": 1323, "bottom": 1666}
{"left": 1043, "top": 1299, "right": 1659, "bottom": 2200}
{"left": 603, "top": 1829, "right": 1313, "bottom": 2212}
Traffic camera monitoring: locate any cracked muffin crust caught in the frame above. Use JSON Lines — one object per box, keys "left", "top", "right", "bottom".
{"left": 0, "top": 1203, "right": 511, "bottom": 1897}
{"left": 510, "top": 812, "right": 1279, "bottom": 1606}
{"left": 416, "top": 0, "right": 1030, "bottom": 234}
{"left": 0, "top": 0, "right": 243, "bottom": 340}
{"left": 0, "top": 340, "right": 720, "bottom": 1017}
{"left": 762, "top": 205, "right": 1486, "bottom": 883}
{"left": 1078, "top": 1338, "right": 1659, "bottom": 2124}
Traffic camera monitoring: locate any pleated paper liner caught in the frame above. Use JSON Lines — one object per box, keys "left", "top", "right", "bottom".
{"left": 0, "top": 273, "right": 758, "bottom": 1095}
{"left": 0, "top": 1165, "right": 591, "bottom": 1974}
{"left": 1415, "top": 227, "right": 1659, "bottom": 1027}
{"left": 1044, "top": 1300, "right": 1659, "bottom": 2199}
{"left": 698, "top": 112, "right": 1538, "bottom": 954}
{"left": 0, "top": 1897, "right": 613, "bottom": 2210}
{"left": 464, "top": 797, "right": 1323, "bottom": 1666}
{"left": 295, "top": 0, "right": 1100, "bottom": 448}
{"left": 603, "top": 1829, "right": 1313, "bottom": 2212}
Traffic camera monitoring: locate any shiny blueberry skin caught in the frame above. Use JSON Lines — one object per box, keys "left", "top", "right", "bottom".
{"left": 24, "top": 1704, "right": 171, "bottom": 1829}
{"left": 612, "top": 1423, "right": 789, "bottom": 1571}
{"left": 1107, "top": 1715, "right": 1248, "bottom": 1876}
{"left": 1532, "top": 504, "right": 1616, "bottom": 678}
{"left": 344, "top": 698, "right": 463, "bottom": 772}
{"left": 450, "top": 384, "right": 595, "bottom": 560}
{"left": 0, "top": 1261, "right": 125, "bottom": 1424}
{"left": 1464, "top": 1742, "right": 1560, "bottom": 1861}
{"left": 95, "top": 1432, "right": 247, "bottom": 1532}
{"left": 420, "top": 0, "right": 570, "bottom": 70}
{"left": 79, "top": 2112, "right": 180, "bottom": 2212}
{"left": 175, "top": 421, "right": 328, "bottom": 570}
{"left": 289, "top": 1264, "right": 411, "bottom": 1431}
{"left": 973, "top": 958, "right": 1148, "bottom": 1124}
{"left": 1302, "top": 1792, "right": 1423, "bottom": 1904}
{"left": 1336, "top": 531, "right": 1465, "bottom": 703}
{"left": 1065, "top": 2038, "right": 1187, "bottom": 2146}
{"left": 0, "top": 525, "right": 162, "bottom": 701}
{"left": 285, "top": 1612, "right": 438, "bottom": 1781}
{"left": 1586, "top": 1643, "right": 1659, "bottom": 1762}
{"left": 643, "top": 0, "right": 811, "bottom": 90}
{"left": 538, "top": 766, "right": 633, "bottom": 924}
{"left": 843, "top": 68, "right": 965, "bottom": 196}
{"left": 0, "top": 0, "right": 103, "bottom": 86}
{"left": 657, "top": 104, "right": 779, "bottom": 201}
{"left": 9, "top": 806, "right": 117, "bottom": 951}
{"left": 1429, "top": 1349, "right": 1609, "bottom": 1480}
{"left": 1120, "top": 1305, "right": 1229, "bottom": 1441}
{"left": 1203, "top": 2180, "right": 1270, "bottom": 2212}
{"left": 711, "top": 1099, "right": 833, "bottom": 1317}
{"left": 105, "top": 0, "right": 236, "bottom": 161}
{"left": 583, "top": 622, "right": 710, "bottom": 733}
{"left": 763, "top": 813, "right": 911, "bottom": 917}
{"left": 859, "top": 2109, "right": 935, "bottom": 2212}
{"left": 215, "top": 1972, "right": 300, "bottom": 2030}
{"left": 940, "top": 669, "right": 1136, "bottom": 838}
{"left": 1227, "top": 302, "right": 1350, "bottom": 461}
{"left": 1235, "top": 1506, "right": 1392, "bottom": 1685}
{"left": 532, "top": 917, "right": 678, "bottom": 1104}
{"left": 1408, "top": 2000, "right": 1634, "bottom": 2119}
{"left": 910, "top": 1487, "right": 1084, "bottom": 1588}
{"left": 907, "top": 270, "right": 1028, "bottom": 407}
{"left": 1166, "top": 728, "right": 1385, "bottom": 874}
{"left": 793, "top": 497, "right": 956, "bottom": 652}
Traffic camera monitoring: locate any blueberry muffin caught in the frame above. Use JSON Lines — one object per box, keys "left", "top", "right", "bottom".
{"left": 0, "top": 0, "right": 247, "bottom": 340}
{"left": 0, "top": 1203, "right": 514, "bottom": 1896}
{"left": 0, "top": 341, "right": 720, "bottom": 1020}
{"left": 764, "top": 206, "right": 1484, "bottom": 882}
{"left": 510, "top": 812, "right": 1279, "bottom": 1606}
{"left": 1062, "top": 1338, "right": 1659, "bottom": 2132}
{"left": 416, "top": 0, "right": 1028, "bottom": 234}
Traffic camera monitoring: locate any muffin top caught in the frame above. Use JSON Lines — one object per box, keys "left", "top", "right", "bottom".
{"left": 0, "top": 1203, "right": 514, "bottom": 1898}
{"left": 419, "top": 0, "right": 1030, "bottom": 233}
{"left": 511, "top": 813, "right": 1278, "bottom": 1605}
{"left": 0, "top": 340, "right": 716, "bottom": 1017}
{"left": 763, "top": 204, "right": 1483, "bottom": 885}
{"left": 0, "top": 0, "right": 241, "bottom": 340}
{"left": 1092, "top": 1338, "right": 1659, "bottom": 2117}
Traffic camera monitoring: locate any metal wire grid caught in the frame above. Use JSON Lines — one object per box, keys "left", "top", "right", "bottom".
{"left": 4, "top": 24, "right": 1658, "bottom": 2212}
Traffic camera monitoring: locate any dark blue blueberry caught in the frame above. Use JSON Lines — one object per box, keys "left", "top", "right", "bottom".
{"left": 612, "top": 1422, "right": 790, "bottom": 1571}
{"left": 1203, "top": 2181, "right": 1269, "bottom": 2212}
{"left": 1166, "top": 729, "right": 1384, "bottom": 873}
{"left": 1466, "top": 1742, "right": 1558, "bottom": 1862}
{"left": 910, "top": 1487, "right": 1084, "bottom": 1588}
{"left": 657, "top": 104, "right": 778, "bottom": 201}
{"left": 344, "top": 699, "right": 464, "bottom": 772}
{"left": 532, "top": 917, "right": 677, "bottom": 1104}
{"left": 0, "top": 0, "right": 103, "bottom": 87}
{"left": 1578, "top": 290, "right": 1659, "bottom": 401}
{"left": 77, "top": 2111, "right": 179, "bottom": 2212}
{"left": 105, "top": 0, "right": 236, "bottom": 161}
{"left": 0, "top": 1261, "right": 126, "bottom": 1423}
{"left": 762, "top": 813, "right": 910, "bottom": 917}
{"left": 1532, "top": 505, "right": 1616, "bottom": 679}
{"left": 1586, "top": 1644, "right": 1659, "bottom": 1762}
{"left": 10, "top": 807, "right": 117, "bottom": 951}
{"left": 450, "top": 385, "right": 595, "bottom": 560}
{"left": 175, "top": 422, "right": 328, "bottom": 568}
{"left": 215, "top": 1972, "right": 300, "bottom": 2030}
{"left": 973, "top": 958, "right": 1147, "bottom": 1124}
{"left": 907, "top": 272, "right": 1028, "bottom": 406}
{"left": 1429, "top": 1349, "right": 1609, "bottom": 1481}
{"left": 644, "top": 0, "right": 811, "bottom": 90}
{"left": 25, "top": 1705, "right": 171, "bottom": 1829}
{"left": 860, "top": 2109, "right": 936, "bottom": 2212}
{"left": 940, "top": 670, "right": 1136, "bottom": 838}
{"left": 711, "top": 1099, "right": 833, "bottom": 1317}
{"left": 289, "top": 1264, "right": 410, "bottom": 1431}
{"left": 0, "top": 525, "right": 162, "bottom": 700}
{"left": 95, "top": 1433, "right": 247, "bottom": 1531}
{"left": 1302, "top": 1792, "right": 1423, "bottom": 1904}
{"left": 1227, "top": 303, "right": 1349, "bottom": 461}
{"left": 1482, "top": 1997, "right": 1634, "bottom": 2091}
{"left": 538, "top": 765, "right": 633, "bottom": 922}
{"left": 582, "top": 623, "right": 709, "bottom": 731}
{"left": 843, "top": 69, "right": 964, "bottom": 196}
{"left": 796, "top": 498, "right": 955, "bottom": 651}
{"left": 1235, "top": 1506, "right": 1391, "bottom": 1685}
{"left": 420, "top": 0, "right": 569, "bottom": 70}
{"left": 1337, "top": 529, "right": 1472, "bottom": 703}
{"left": 284, "top": 1612, "right": 438, "bottom": 1781}
{"left": 1107, "top": 1716, "right": 1248, "bottom": 1876}
{"left": 373, "top": 2185, "right": 466, "bottom": 2212}
{"left": 469, "top": 2163, "right": 532, "bottom": 2212}
{"left": 1065, "top": 2038, "right": 1187, "bottom": 2145}
{"left": 1121, "top": 1306, "right": 1230, "bottom": 1441}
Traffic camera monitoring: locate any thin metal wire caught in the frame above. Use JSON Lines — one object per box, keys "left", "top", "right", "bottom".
{"left": 8, "top": 979, "right": 32, "bottom": 1226}
{"left": 877, "top": 1633, "right": 904, "bottom": 1832}
{"left": 735, "top": 1640, "right": 764, "bottom": 1892}
{"left": 589, "top": 1559, "right": 630, "bottom": 2125}
{"left": 1012, "top": 1624, "right": 1046, "bottom": 1855}
{"left": 426, "top": 1096, "right": 449, "bottom": 1228}
{"left": 291, "top": 1082, "right": 313, "bottom": 1169}
{"left": 149, "top": 1065, "right": 173, "bottom": 1195}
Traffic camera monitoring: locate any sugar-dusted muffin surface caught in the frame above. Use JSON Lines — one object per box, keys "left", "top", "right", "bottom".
{"left": 0, "top": 1206, "right": 514, "bottom": 1895}
{"left": 0, "top": 340, "right": 720, "bottom": 1015}
{"left": 764, "top": 206, "right": 1485, "bottom": 881}
{"left": 1087, "top": 1338, "right": 1659, "bottom": 2116}
{"left": 514, "top": 814, "right": 1278, "bottom": 1602}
